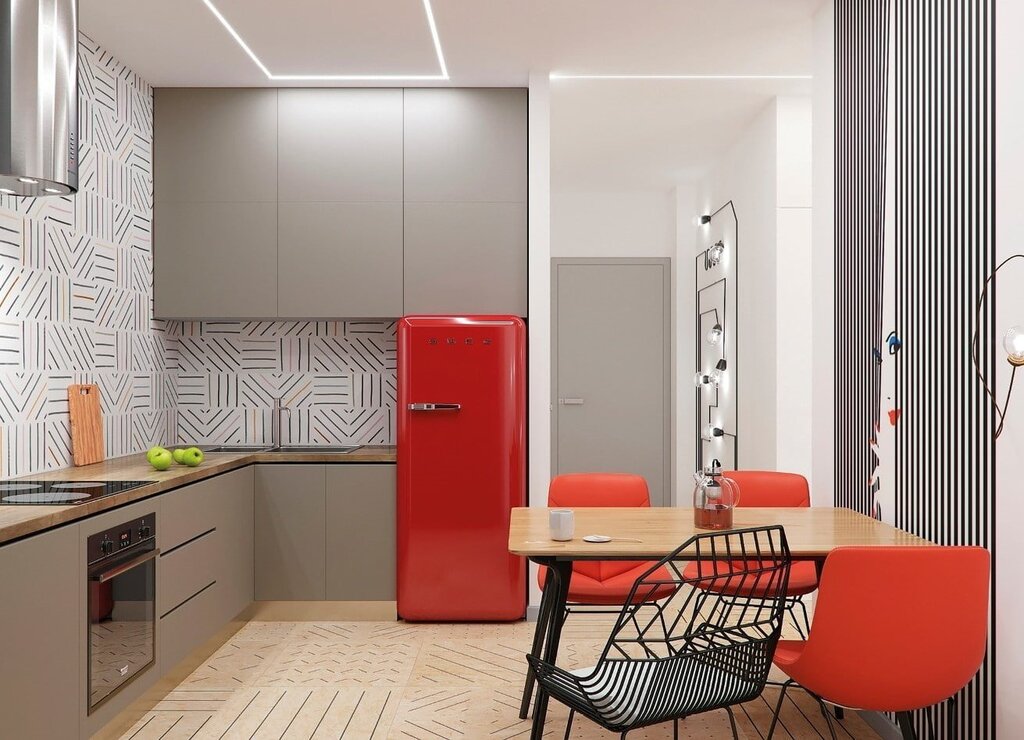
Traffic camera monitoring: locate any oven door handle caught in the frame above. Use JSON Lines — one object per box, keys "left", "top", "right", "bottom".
{"left": 90, "top": 548, "right": 159, "bottom": 583}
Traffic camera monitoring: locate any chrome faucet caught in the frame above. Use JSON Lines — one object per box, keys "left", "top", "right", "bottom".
{"left": 271, "top": 397, "right": 292, "bottom": 450}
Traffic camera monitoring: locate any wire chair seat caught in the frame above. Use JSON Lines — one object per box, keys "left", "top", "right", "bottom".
{"left": 526, "top": 526, "right": 792, "bottom": 737}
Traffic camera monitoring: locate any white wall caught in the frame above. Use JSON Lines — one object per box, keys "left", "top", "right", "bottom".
{"left": 995, "top": 0, "right": 1024, "bottom": 732}
{"left": 691, "top": 96, "right": 813, "bottom": 476}
{"left": 694, "top": 100, "right": 779, "bottom": 471}
{"left": 775, "top": 97, "right": 814, "bottom": 483}
{"left": 551, "top": 191, "right": 676, "bottom": 258}
{"left": 527, "top": 72, "right": 552, "bottom": 611}
{"left": 810, "top": 1, "right": 835, "bottom": 508}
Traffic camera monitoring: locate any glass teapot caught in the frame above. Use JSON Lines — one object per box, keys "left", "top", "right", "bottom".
{"left": 693, "top": 459, "right": 741, "bottom": 530}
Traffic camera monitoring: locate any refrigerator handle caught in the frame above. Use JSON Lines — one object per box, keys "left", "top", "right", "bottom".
{"left": 408, "top": 403, "right": 462, "bottom": 411}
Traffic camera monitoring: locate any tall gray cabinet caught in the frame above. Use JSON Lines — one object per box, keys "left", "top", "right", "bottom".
{"left": 277, "top": 89, "right": 404, "bottom": 318}
{"left": 403, "top": 89, "right": 528, "bottom": 316}
{"left": 154, "top": 89, "right": 279, "bottom": 318}
{"left": 153, "top": 87, "right": 527, "bottom": 320}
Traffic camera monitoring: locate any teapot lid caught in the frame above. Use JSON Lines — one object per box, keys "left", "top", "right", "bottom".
{"left": 703, "top": 458, "right": 723, "bottom": 476}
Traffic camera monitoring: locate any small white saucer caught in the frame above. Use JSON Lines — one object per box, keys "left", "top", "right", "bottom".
{"left": 583, "top": 534, "right": 612, "bottom": 543}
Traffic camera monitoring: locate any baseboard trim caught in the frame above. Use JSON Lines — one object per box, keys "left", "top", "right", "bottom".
{"left": 249, "top": 600, "right": 397, "bottom": 621}
{"left": 858, "top": 710, "right": 902, "bottom": 740}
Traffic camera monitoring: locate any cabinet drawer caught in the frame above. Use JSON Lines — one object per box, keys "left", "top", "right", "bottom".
{"left": 159, "top": 528, "right": 218, "bottom": 616}
{"left": 159, "top": 579, "right": 221, "bottom": 672}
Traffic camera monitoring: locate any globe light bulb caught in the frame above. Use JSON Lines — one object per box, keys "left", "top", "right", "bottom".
{"left": 707, "top": 323, "right": 723, "bottom": 345}
{"left": 708, "top": 241, "right": 725, "bottom": 266}
{"left": 1005, "top": 326, "right": 1024, "bottom": 366}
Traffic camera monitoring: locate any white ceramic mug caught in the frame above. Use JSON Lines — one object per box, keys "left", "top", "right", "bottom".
{"left": 549, "top": 509, "right": 575, "bottom": 541}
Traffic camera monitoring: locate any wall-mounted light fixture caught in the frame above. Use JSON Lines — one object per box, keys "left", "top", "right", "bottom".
{"left": 707, "top": 323, "right": 723, "bottom": 345}
{"left": 972, "top": 254, "right": 1024, "bottom": 439}
{"left": 694, "top": 371, "right": 714, "bottom": 388}
{"left": 1005, "top": 326, "right": 1024, "bottom": 366}
{"left": 705, "top": 425, "right": 724, "bottom": 438}
{"left": 693, "top": 214, "right": 712, "bottom": 227}
{"left": 708, "top": 241, "right": 725, "bottom": 266}
{"left": 711, "top": 358, "right": 727, "bottom": 384}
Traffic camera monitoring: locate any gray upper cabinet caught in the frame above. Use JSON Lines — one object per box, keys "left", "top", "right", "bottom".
{"left": 278, "top": 89, "right": 403, "bottom": 202}
{"left": 277, "top": 89, "right": 404, "bottom": 318}
{"left": 153, "top": 86, "right": 527, "bottom": 319}
{"left": 404, "top": 202, "right": 527, "bottom": 315}
{"left": 154, "top": 88, "right": 279, "bottom": 318}
{"left": 402, "top": 89, "right": 528, "bottom": 316}
{"left": 154, "top": 88, "right": 278, "bottom": 203}
{"left": 278, "top": 202, "right": 403, "bottom": 317}
{"left": 155, "top": 201, "right": 278, "bottom": 318}
{"left": 403, "top": 89, "right": 528, "bottom": 203}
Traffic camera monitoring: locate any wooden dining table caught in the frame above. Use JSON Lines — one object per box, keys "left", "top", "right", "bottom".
{"left": 508, "top": 506, "right": 933, "bottom": 739}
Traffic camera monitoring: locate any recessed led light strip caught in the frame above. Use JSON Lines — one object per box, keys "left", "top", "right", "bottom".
{"left": 200, "top": 0, "right": 448, "bottom": 81}
{"left": 549, "top": 73, "right": 812, "bottom": 80}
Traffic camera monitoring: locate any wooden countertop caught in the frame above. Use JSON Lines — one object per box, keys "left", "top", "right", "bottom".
{"left": 509, "top": 506, "right": 934, "bottom": 559}
{"left": 0, "top": 446, "right": 395, "bottom": 546}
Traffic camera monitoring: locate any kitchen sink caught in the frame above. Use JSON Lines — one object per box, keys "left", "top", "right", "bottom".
{"left": 199, "top": 445, "right": 274, "bottom": 453}
{"left": 273, "top": 445, "right": 362, "bottom": 453}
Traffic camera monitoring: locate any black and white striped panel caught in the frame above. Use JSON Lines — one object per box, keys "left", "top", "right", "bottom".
{"left": 835, "top": 1, "right": 996, "bottom": 737}
{"left": 893, "top": 1, "right": 995, "bottom": 737}
{"left": 834, "top": 0, "right": 890, "bottom": 516}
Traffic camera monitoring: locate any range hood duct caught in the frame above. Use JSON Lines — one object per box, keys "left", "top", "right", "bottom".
{"left": 0, "top": 0, "right": 78, "bottom": 197}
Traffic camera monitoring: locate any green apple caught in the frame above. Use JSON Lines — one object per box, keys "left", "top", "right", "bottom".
{"left": 181, "top": 447, "right": 204, "bottom": 467}
{"left": 172, "top": 448, "right": 187, "bottom": 465}
{"left": 147, "top": 445, "right": 168, "bottom": 464}
{"left": 149, "top": 448, "right": 173, "bottom": 471}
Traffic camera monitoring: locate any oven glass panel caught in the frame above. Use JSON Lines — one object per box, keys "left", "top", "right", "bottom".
{"left": 88, "top": 554, "right": 155, "bottom": 710}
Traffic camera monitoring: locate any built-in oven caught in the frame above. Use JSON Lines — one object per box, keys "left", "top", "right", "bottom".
{"left": 86, "top": 513, "right": 158, "bottom": 714}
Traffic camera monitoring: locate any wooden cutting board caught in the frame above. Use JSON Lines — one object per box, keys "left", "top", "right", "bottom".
{"left": 68, "top": 384, "right": 105, "bottom": 466}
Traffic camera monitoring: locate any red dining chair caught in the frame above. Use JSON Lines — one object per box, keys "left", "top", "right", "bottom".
{"left": 519, "top": 473, "right": 675, "bottom": 717}
{"left": 767, "top": 546, "right": 990, "bottom": 740}
{"left": 686, "top": 470, "right": 817, "bottom": 636}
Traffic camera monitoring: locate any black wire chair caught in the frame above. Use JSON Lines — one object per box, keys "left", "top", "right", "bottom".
{"left": 526, "top": 525, "right": 792, "bottom": 739}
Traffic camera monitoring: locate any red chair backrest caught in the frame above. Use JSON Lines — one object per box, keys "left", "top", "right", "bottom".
{"left": 723, "top": 470, "right": 810, "bottom": 508}
{"left": 798, "top": 546, "right": 989, "bottom": 711}
{"left": 548, "top": 473, "right": 651, "bottom": 581}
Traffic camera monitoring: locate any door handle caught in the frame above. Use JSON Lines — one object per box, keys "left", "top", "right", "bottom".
{"left": 408, "top": 403, "right": 461, "bottom": 411}
{"left": 90, "top": 548, "right": 160, "bottom": 583}
{"left": 559, "top": 398, "right": 585, "bottom": 406}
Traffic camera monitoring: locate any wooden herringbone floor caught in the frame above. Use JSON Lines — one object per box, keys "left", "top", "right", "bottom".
{"left": 118, "top": 615, "right": 880, "bottom": 739}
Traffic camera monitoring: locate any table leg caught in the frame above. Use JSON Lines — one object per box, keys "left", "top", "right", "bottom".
{"left": 530, "top": 560, "right": 572, "bottom": 740}
{"left": 519, "top": 564, "right": 557, "bottom": 718}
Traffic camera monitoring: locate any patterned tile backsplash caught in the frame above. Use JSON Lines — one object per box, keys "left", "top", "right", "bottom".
{"left": 173, "top": 321, "right": 396, "bottom": 446}
{"left": 0, "top": 37, "right": 398, "bottom": 478}
{"left": 0, "top": 35, "right": 177, "bottom": 477}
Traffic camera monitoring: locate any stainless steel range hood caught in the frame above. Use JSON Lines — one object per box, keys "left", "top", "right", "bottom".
{"left": 0, "top": 0, "right": 78, "bottom": 197}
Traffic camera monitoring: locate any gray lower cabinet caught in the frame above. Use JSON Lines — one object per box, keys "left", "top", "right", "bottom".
{"left": 158, "top": 468, "right": 253, "bottom": 674}
{"left": 255, "top": 465, "right": 327, "bottom": 600}
{"left": 326, "top": 465, "right": 397, "bottom": 600}
{"left": 403, "top": 201, "right": 528, "bottom": 315}
{"left": 0, "top": 523, "right": 81, "bottom": 739}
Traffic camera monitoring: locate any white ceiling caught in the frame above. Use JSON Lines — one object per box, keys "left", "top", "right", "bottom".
{"left": 551, "top": 78, "right": 813, "bottom": 191}
{"left": 80, "top": 0, "right": 822, "bottom": 87}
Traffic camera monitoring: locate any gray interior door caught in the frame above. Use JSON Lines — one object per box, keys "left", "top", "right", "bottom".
{"left": 552, "top": 259, "right": 671, "bottom": 506}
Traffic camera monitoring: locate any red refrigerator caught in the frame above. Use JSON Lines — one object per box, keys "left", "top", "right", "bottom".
{"left": 397, "top": 315, "right": 527, "bottom": 621}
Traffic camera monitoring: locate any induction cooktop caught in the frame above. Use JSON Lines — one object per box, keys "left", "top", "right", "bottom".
{"left": 0, "top": 480, "right": 153, "bottom": 505}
